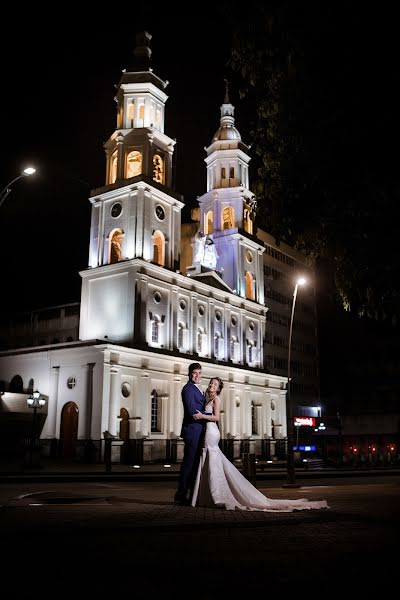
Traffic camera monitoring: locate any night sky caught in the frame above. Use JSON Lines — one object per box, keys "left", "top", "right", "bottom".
{"left": 1, "top": 6, "right": 398, "bottom": 406}
{"left": 0, "top": 9, "right": 234, "bottom": 311}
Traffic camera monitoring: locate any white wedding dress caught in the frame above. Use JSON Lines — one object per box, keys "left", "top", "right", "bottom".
{"left": 191, "top": 407, "right": 329, "bottom": 512}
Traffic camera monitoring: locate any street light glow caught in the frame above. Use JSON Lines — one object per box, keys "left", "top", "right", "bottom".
{"left": 297, "top": 277, "right": 306, "bottom": 286}
{"left": 23, "top": 167, "right": 36, "bottom": 176}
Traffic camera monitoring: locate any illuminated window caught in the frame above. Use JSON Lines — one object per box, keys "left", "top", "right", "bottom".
{"left": 128, "top": 101, "right": 134, "bottom": 126}
{"left": 178, "top": 325, "right": 184, "bottom": 348}
{"left": 204, "top": 210, "right": 213, "bottom": 234}
{"left": 151, "top": 390, "right": 162, "bottom": 432}
{"left": 244, "top": 208, "right": 253, "bottom": 234}
{"left": 222, "top": 206, "right": 234, "bottom": 230}
{"left": 110, "top": 152, "right": 118, "bottom": 184}
{"left": 156, "top": 107, "right": 162, "bottom": 129}
{"left": 151, "top": 318, "right": 159, "bottom": 343}
{"left": 139, "top": 103, "right": 145, "bottom": 123}
{"left": 109, "top": 229, "right": 123, "bottom": 264}
{"left": 126, "top": 150, "right": 142, "bottom": 178}
{"left": 153, "top": 154, "right": 163, "bottom": 183}
{"left": 245, "top": 271, "right": 254, "bottom": 300}
{"left": 153, "top": 230, "right": 165, "bottom": 266}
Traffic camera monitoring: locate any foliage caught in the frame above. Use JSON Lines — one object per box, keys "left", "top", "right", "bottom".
{"left": 227, "top": 3, "right": 400, "bottom": 321}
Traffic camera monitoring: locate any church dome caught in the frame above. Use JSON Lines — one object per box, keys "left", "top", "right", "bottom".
{"left": 212, "top": 125, "right": 242, "bottom": 142}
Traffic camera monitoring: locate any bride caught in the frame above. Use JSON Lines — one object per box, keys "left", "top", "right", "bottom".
{"left": 191, "top": 377, "right": 329, "bottom": 512}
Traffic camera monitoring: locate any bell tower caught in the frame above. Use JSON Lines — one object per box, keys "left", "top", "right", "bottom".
{"left": 196, "top": 84, "right": 265, "bottom": 304}
{"left": 104, "top": 31, "right": 175, "bottom": 188}
{"left": 80, "top": 33, "right": 184, "bottom": 344}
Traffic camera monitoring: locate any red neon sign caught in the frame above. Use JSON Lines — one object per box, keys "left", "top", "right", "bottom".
{"left": 294, "top": 417, "right": 316, "bottom": 427}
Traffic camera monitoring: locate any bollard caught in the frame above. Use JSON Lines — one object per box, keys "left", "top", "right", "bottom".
{"left": 242, "top": 452, "right": 256, "bottom": 485}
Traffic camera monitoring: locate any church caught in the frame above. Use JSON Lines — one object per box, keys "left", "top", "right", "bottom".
{"left": 0, "top": 33, "right": 319, "bottom": 464}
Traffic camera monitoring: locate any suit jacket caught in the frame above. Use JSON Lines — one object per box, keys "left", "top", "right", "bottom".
{"left": 180, "top": 381, "right": 205, "bottom": 438}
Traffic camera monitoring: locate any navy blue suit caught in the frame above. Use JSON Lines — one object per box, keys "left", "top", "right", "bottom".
{"left": 175, "top": 381, "right": 205, "bottom": 501}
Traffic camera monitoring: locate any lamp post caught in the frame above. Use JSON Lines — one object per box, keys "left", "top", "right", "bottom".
{"left": 0, "top": 166, "right": 36, "bottom": 209}
{"left": 27, "top": 390, "right": 46, "bottom": 467}
{"left": 283, "top": 277, "right": 306, "bottom": 488}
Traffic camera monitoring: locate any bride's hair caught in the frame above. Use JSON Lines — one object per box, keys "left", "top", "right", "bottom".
{"left": 207, "top": 377, "right": 224, "bottom": 395}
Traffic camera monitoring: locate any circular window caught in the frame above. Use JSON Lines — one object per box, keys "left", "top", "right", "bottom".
{"left": 249, "top": 321, "right": 255, "bottom": 331}
{"left": 246, "top": 250, "right": 253, "bottom": 263}
{"left": 179, "top": 299, "right": 186, "bottom": 310}
{"left": 154, "top": 291, "right": 162, "bottom": 303}
{"left": 121, "top": 382, "right": 131, "bottom": 398}
{"left": 155, "top": 205, "right": 165, "bottom": 220}
{"left": 67, "top": 376, "right": 77, "bottom": 389}
{"left": 271, "top": 400, "right": 276, "bottom": 411}
{"left": 215, "top": 310, "right": 222, "bottom": 322}
{"left": 111, "top": 203, "right": 122, "bottom": 218}
{"left": 231, "top": 315, "right": 237, "bottom": 326}
{"left": 198, "top": 305, "right": 205, "bottom": 316}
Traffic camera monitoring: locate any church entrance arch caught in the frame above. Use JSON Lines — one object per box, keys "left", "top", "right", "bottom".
{"left": 119, "top": 407, "right": 131, "bottom": 464}
{"left": 60, "top": 401, "right": 79, "bottom": 460}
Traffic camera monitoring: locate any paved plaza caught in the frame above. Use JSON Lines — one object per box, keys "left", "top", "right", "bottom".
{"left": 0, "top": 474, "right": 398, "bottom": 597}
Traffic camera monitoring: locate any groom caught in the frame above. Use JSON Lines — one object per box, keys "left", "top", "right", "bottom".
{"left": 174, "top": 362, "right": 205, "bottom": 505}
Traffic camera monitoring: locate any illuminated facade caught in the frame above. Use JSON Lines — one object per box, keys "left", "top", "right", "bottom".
{"left": 0, "top": 33, "right": 304, "bottom": 464}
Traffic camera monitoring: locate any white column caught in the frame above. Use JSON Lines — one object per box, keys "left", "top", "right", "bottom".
{"left": 108, "top": 367, "right": 120, "bottom": 437}
{"left": 173, "top": 375, "right": 183, "bottom": 436}
{"left": 245, "top": 387, "right": 252, "bottom": 437}
{"left": 140, "top": 371, "right": 150, "bottom": 437}
{"left": 101, "top": 362, "right": 111, "bottom": 436}
{"left": 228, "top": 384, "right": 236, "bottom": 437}
{"left": 264, "top": 389, "right": 272, "bottom": 437}
{"left": 43, "top": 366, "right": 59, "bottom": 438}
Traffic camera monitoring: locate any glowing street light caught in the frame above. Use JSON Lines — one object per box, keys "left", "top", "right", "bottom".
{"left": 0, "top": 166, "right": 37, "bottom": 209}
{"left": 283, "top": 277, "right": 306, "bottom": 488}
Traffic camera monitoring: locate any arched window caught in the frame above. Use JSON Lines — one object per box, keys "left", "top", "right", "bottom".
{"left": 251, "top": 403, "right": 258, "bottom": 435}
{"left": 126, "top": 150, "right": 142, "bottom": 178}
{"left": 138, "top": 103, "right": 145, "bottom": 123}
{"left": 127, "top": 101, "right": 134, "bottom": 126}
{"left": 27, "top": 378, "right": 34, "bottom": 394}
{"left": 204, "top": 210, "right": 213, "bottom": 235}
{"left": 153, "top": 154, "right": 164, "bottom": 184}
{"left": 245, "top": 271, "right": 254, "bottom": 300}
{"left": 9, "top": 375, "right": 23, "bottom": 393}
{"left": 151, "top": 318, "right": 159, "bottom": 343}
{"left": 178, "top": 324, "right": 184, "bottom": 348}
{"left": 230, "top": 336, "right": 240, "bottom": 362}
{"left": 109, "top": 229, "right": 123, "bottom": 264}
{"left": 151, "top": 390, "right": 162, "bottom": 433}
{"left": 156, "top": 107, "right": 162, "bottom": 130}
{"left": 153, "top": 230, "right": 165, "bottom": 266}
{"left": 244, "top": 208, "right": 253, "bottom": 234}
{"left": 222, "top": 206, "right": 234, "bottom": 230}
{"left": 110, "top": 152, "right": 118, "bottom": 184}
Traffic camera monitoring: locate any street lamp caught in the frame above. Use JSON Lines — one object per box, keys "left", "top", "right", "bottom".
{"left": 283, "top": 277, "right": 306, "bottom": 488}
{"left": 26, "top": 390, "right": 46, "bottom": 467}
{"left": 0, "top": 166, "right": 36, "bottom": 209}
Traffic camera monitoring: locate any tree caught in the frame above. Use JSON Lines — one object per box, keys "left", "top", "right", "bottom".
{"left": 227, "top": 3, "right": 400, "bottom": 322}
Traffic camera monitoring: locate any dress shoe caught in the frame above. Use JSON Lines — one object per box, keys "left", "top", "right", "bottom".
{"left": 174, "top": 494, "right": 190, "bottom": 506}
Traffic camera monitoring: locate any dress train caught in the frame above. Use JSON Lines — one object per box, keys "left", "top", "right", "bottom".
{"left": 191, "top": 422, "right": 329, "bottom": 512}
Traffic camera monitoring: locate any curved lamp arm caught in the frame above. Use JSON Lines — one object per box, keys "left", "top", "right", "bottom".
{"left": 0, "top": 167, "right": 36, "bottom": 209}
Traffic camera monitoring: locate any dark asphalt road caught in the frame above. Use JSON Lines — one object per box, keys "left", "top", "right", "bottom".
{"left": 1, "top": 476, "right": 398, "bottom": 597}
